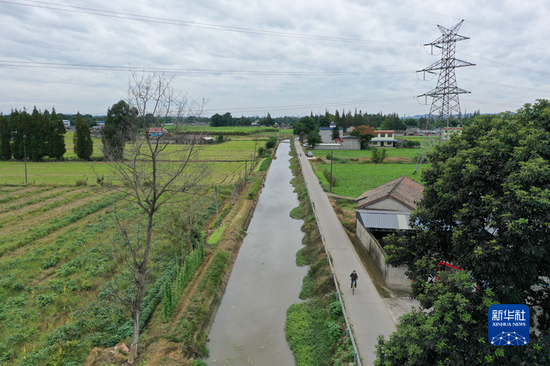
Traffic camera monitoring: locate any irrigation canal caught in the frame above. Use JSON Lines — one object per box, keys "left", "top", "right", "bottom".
{"left": 206, "top": 141, "right": 307, "bottom": 365}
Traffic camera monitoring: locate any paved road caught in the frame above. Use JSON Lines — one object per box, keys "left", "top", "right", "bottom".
{"left": 295, "top": 140, "right": 396, "bottom": 366}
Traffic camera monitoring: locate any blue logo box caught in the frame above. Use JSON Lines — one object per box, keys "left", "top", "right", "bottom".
{"left": 488, "top": 304, "right": 529, "bottom": 346}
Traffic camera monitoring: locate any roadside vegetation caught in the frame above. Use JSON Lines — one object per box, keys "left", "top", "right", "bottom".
{"left": 285, "top": 146, "right": 357, "bottom": 366}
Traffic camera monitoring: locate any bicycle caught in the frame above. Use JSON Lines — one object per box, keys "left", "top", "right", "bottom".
{"left": 351, "top": 280, "right": 356, "bottom": 295}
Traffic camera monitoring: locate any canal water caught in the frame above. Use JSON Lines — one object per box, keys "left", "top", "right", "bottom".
{"left": 206, "top": 141, "right": 307, "bottom": 366}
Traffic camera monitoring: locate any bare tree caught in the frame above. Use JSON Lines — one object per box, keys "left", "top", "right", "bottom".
{"left": 101, "top": 71, "right": 208, "bottom": 364}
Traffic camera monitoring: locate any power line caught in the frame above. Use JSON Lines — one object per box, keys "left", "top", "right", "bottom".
{"left": 0, "top": 60, "right": 411, "bottom": 76}
{"left": 461, "top": 77, "right": 550, "bottom": 94}
{"left": 462, "top": 53, "right": 550, "bottom": 76}
{"left": 203, "top": 96, "right": 415, "bottom": 115}
{"left": 1, "top": 0, "right": 419, "bottom": 46}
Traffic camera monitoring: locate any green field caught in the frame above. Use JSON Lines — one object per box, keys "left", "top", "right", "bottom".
{"left": 0, "top": 132, "right": 283, "bottom": 186}
{"left": 309, "top": 147, "right": 420, "bottom": 161}
{"left": 313, "top": 158, "right": 428, "bottom": 198}
{"left": 0, "top": 184, "right": 228, "bottom": 365}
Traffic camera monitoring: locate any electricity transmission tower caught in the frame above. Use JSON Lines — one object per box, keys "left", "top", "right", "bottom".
{"left": 414, "top": 20, "right": 474, "bottom": 174}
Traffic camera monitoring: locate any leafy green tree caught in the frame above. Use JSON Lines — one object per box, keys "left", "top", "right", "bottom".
{"left": 318, "top": 114, "right": 331, "bottom": 128}
{"left": 74, "top": 112, "right": 93, "bottom": 160}
{"left": 265, "top": 136, "right": 277, "bottom": 149}
{"left": 0, "top": 113, "right": 11, "bottom": 160}
{"left": 334, "top": 109, "right": 341, "bottom": 127}
{"left": 210, "top": 113, "right": 224, "bottom": 127}
{"left": 350, "top": 125, "right": 375, "bottom": 149}
{"left": 28, "top": 106, "right": 48, "bottom": 161}
{"left": 380, "top": 113, "right": 406, "bottom": 130}
{"left": 331, "top": 126, "right": 340, "bottom": 140}
{"left": 47, "top": 108, "right": 66, "bottom": 160}
{"left": 403, "top": 117, "right": 417, "bottom": 127}
{"left": 293, "top": 122, "right": 308, "bottom": 142}
{"left": 102, "top": 100, "right": 136, "bottom": 160}
{"left": 10, "top": 109, "right": 24, "bottom": 160}
{"left": 299, "top": 116, "right": 316, "bottom": 132}
{"left": 378, "top": 100, "right": 550, "bottom": 365}
{"left": 306, "top": 130, "right": 321, "bottom": 149}
{"left": 375, "top": 271, "right": 521, "bottom": 365}
{"left": 263, "top": 112, "right": 275, "bottom": 126}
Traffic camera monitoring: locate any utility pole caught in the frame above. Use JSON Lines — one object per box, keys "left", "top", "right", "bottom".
{"left": 330, "top": 151, "right": 333, "bottom": 194}
{"left": 24, "top": 134, "right": 27, "bottom": 184}
{"left": 414, "top": 20, "right": 474, "bottom": 174}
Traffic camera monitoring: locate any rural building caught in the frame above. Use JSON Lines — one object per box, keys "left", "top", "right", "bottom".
{"left": 442, "top": 127, "right": 462, "bottom": 140}
{"left": 148, "top": 127, "right": 168, "bottom": 137}
{"left": 370, "top": 130, "right": 397, "bottom": 148}
{"left": 355, "top": 175, "right": 424, "bottom": 289}
{"left": 356, "top": 175, "right": 424, "bottom": 211}
{"left": 319, "top": 124, "right": 344, "bottom": 143}
{"left": 312, "top": 135, "right": 361, "bottom": 151}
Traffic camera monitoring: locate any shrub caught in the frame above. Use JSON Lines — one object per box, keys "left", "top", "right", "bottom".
{"left": 265, "top": 136, "right": 277, "bottom": 149}
{"left": 371, "top": 147, "right": 387, "bottom": 164}
{"left": 258, "top": 157, "right": 272, "bottom": 171}
{"left": 257, "top": 146, "right": 266, "bottom": 157}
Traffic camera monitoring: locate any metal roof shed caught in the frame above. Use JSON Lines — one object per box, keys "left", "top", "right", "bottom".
{"left": 355, "top": 210, "right": 412, "bottom": 231}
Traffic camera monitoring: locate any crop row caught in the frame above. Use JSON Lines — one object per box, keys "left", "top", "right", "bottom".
{"left": 0, "top": 189, "right": 90, "bottom": 228}
{"left": 0, "top": 192, "right": 124, "bottom": 257}
{"left": 0, "top": 187, "right": 80, "bottom": 214}
{"left": 0, "top": 187, "right": 54, "bottom": 204}
{"left": 0, "top": 201, "right": 142, "bottom": 364}
{"left": 163, "top": 241, "right": 206, "bottom": 321}
{"left": 17, "top": 245, "right": 186, "bottom": 365}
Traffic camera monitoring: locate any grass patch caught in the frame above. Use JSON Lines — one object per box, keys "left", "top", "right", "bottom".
{"left": 290, "top": 206, "right": 304, "bottom": 220}
{"left": 311, "top": 162, "right": 427, "bottom": 198}
{"left": 285, "top": 144, "right": 355, "bottom": 365}
{"left": 207, "top": 226, "right": 226, "bottom": 244}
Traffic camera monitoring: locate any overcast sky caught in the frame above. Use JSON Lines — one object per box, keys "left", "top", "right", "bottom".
{"left": 1, "top": 0, "right": 549, "bottom": 118}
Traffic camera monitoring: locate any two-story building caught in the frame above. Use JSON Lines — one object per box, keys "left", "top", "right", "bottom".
{"left": 370, "top": 130, "right": 397, "bottom": 148}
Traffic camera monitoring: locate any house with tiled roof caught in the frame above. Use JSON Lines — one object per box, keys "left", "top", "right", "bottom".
{"left": 355, "top": 175, "right": 424, "bottom": 289}
{"left": 356, "top": 175, "right": 423, "bottom": 211}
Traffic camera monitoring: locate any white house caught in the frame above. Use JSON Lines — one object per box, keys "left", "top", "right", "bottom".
{"left": 370, "top": 130, "right": 397, "bottom": 148}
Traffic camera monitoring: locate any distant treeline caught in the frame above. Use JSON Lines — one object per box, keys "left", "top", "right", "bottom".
{"left": 209, "top": 108, "right": 482, "bottom": 130}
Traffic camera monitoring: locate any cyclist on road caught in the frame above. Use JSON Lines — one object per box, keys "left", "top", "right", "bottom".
{"left": 350, "top": 270, "right": 358, "bottom": 289}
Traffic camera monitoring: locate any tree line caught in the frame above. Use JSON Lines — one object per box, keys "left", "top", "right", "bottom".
{"left": 209, "top": 111, "right": 300, "bottom": 127}
{"left": 0, "top": 107, "right": 67, "bottom": 161}
{"left": 0, "top": 107, "right": 95, "bottom": 161}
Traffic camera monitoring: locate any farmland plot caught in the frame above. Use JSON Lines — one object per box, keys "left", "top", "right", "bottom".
{"left": 0, "top": 185, "right": 209, "bottom": 365}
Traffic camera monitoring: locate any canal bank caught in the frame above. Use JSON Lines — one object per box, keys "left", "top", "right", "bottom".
{"left": 206, "top": 141, "right": 308, "bottom": 365}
